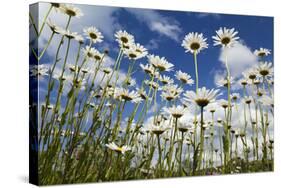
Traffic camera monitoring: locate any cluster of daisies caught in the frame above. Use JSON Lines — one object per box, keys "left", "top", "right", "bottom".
{"left": 30, "top": 3, "right": 274, "bottom": 181}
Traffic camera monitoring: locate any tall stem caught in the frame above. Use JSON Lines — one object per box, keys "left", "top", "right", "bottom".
{"left": 193, "top": 51, "right": 199, "bottom": 94}
{"left": 198, "top": 107, "right": 204, "bottom": 171}
{"left": 157, "top": 134, "right": 162, "bottom": 176}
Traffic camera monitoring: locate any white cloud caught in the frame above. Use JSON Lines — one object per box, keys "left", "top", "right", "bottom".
{"left": 196, "top": 13, "right": 221, "bottom": 19}
{"left": 219, "top": 42, "right": 258, "bottom": 78}
{"left": 125, "top": 9, "right": 182, "bottom": 42}
{"left": 38, "top": 3, "right": 120, "bottom": 40}
{"left": 145, "top": 39, "right": 159, "bottom": 50}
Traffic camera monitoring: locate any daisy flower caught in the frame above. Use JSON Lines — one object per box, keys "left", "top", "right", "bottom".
{"left": 124, "top": 43, "right": 147, "bottom": 60}
{"left": 59, "top": 4, "right": 83, "bottom": 18}
{"left": 144, "top": 80, "right": 159, "bottom": 90}
{"left": 213, "top": 27, "right": 239, "bottom": 48}
{"left": 135, "top": 43, "right": 148, "bottom": 56}
{"left": 125, "top": 77, "right": 136, "bottom": 87}
{"left": 105, "top": 142, "right": 131, "bottom": 154}
{"left": 183, "top": 87, "right": 220, "bottom": 108}
{"left": 137, "top": 88, "right": 148, "bottom": 100}
{"left": 81, "top": 68, "right": 89, "bottom": 74}
{"left": 62, "top": 30, "right": 79, "bottom": 39}
{"left": 162, "top": 84, "right": 183, "bottom": 96}
{"left": 163, "top": 105, "right": 187, "bottom": 118}
{"left": 239, "top": 78, "right": 249, "bottom": 86}
{"left": 181, "top": 32, "right": 208, "bottom": 54}
{"left": 161, "top": 90, "right": 179, "bottom": 101}
{"left": 219, "top": 99, "right": 230, "bottom": 109}
{"left": 140, "top": 63, "right": 155, "bottom": 75}
{"left": 83, "top": 26, "right": 104, "bottom": 43}
{"left": 244, "top": 96, "right": 253, "bottom": 104}
{"left": 206, "top": 103, "right": 218, "bottom": 113}
{"left": 175, "top": 70, "right": 194, "bottom": 85}
{"left": 178, "top": 123, "right": 190, "bottom": 133}
{"left": 68, "top": 65, "right": 79, "bottom": 73}
{"left": 82, "top": 46, "right": 103, "bottom": 61}
{"left": 115, "top": 30, "right": 135, "bottom": 49}
{"left": 50, "top": 3, "right": 61, "bottom": 11}
{"left": 101, "top": 67, "right": 112, "bottom": 75}
{"left": 216, "top": 76, "right": 234, "bottom": 88}
{"left": 257, "top": 61, "right": 273, "bottom": 77}
{"left": 147, "top": 54, "right": 174, "bottom": 72}
{"left": 114, "top": 88, "right": 142, "bottom": 103}
{"left": 30, "top": 64, "right": 49, "bottom": 77}
{"left": 230, "top": 93, "right": 240, "bottom": 101}
{"left": 149, "top": 124, "right": 168, "bottom": 135}
{"left": 74, "top": 34, "right": 84, "bottom": 44}
{"left": 159, "top": 75, "right": 174, "bottom": 85}
{"left": 254, "top": 48, "right": 271, "bottom": 57}
{"left": 253, "top": 78, "right": 261, "bottom": 86}
{"left": 46, "top": 19, "right": 64, "bottom": 34}
{"left": 243, "top": 68, "right": 259, "bottom": 80}
{"left": 259, "top": 95, "right": 274, "bottom": 108}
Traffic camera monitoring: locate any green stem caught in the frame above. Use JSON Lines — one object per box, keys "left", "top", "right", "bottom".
{"left": 38, "top": 5, "right": 53, "bottom": 36}
{"left": 38, "top": 32, "right": 55, "bottom": 60}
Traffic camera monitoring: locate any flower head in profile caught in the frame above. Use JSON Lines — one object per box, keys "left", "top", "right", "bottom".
{"left": 74, "top": 34, "right": 84, "bottom": 44}
{"left": 50, "top": 3, "right": 61, "bottom": 11}
{"left": 177, "top": 123, "right": 191, "bottom": 133}
{"left": 161, "top": 90, "right": 177, "bottom": 101}
{"left": 159, "top": 75, "right": 174, "bottom": 85}
{"left": 137, "top": 88, "right": 148, "bottom": 100}
{"left": 114, "top": 88, "right": 142, "bottom": 103}
{"left": 243, "top": 68, "right": 259, "bottom": 80}
{"left": 125, "top": 77, "right": 136, "bottom": 87}
{"left": 219, "top": 99, "right": 231, "bottom": 109}
{"left": 162, "top": 83, "right": 183, "bottom": 96}
{"left": 83, "top": 27, "right": 104, "bottom": 43}
{"left": 105, "top": 142, "right": 131, "bottom": 154}
{"left": 175, "top": 70, "right": 194, "bottom": 85}
{"left": 68, "top": 64, "right": 79, "bottom": 73}
{"left": 254, "top": 48, "right": 271, "bottom": 57}
{"left": 182, "top": 32, "right": 208, "bottom": 54}
{"left": 183, "top": 87, "right": 220, "bottom": 108}
{"left": 101, "top": 67, "right": 112, "bottom": 75}
{"left": 140, "top": 63, "right": 156, "bottom": 75}
{"left": 161, "top": 85, "right": 183, "bottom": 101}
{"left": 259, "top": 95, "right": 274, "bottom": 108}
{"left": 213, "top": 27, "right": 239, "bottom": 48}
{"left": 244, "top": 96, "right": 253, "bottom": 105}
{"left": 230, "top": 93, "right": 240, "bottom": 101}
{"left": 59, "top": 4, "right": 83, "bottom": 18}
{"left": 124, "top": 43, "right": 147, "bottom": 60}
{"left": 30, "top": 64, "right": 49, "bottom": 77}
{"left": 149, "top": 124, "right": 168, "bottom": 135}
{"left": 115, "top": 30, "right": 135, "bottom": 49}
{"left": 46, "top": 19, "right": 64, "bottom": 34}
{"left": 257, "top": 61, "right": 273, "bottom": 77}
{"left": 163, "top": 105, "right": 187, "bottom": 118}
{"left": 216, "top": 76, "right": 234, "bottom": 88}
{"left": 144, "top": 80, "right": 159, "bottom": 90}
{"left": 239, "top": 78, "right": 249, "bottom": 86}
{"left": 206, "top": 103, "right": 218, "bottom": 113}
{"left": 83, "top": 46, "right": 103, "bottom": 61}
{"left": 147, "top": 54, "right": 174, "bottom": 72}
{"left": 62, "top": 29, "right": 79, "bottom": 39}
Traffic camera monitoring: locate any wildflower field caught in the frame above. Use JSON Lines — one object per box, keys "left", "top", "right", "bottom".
{"left": 29, "top": 2, "right": 274, "bottom": 185}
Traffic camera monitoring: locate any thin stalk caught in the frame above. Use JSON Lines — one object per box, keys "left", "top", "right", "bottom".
{"left": 38, "top": 5, "right": 53, "bottom": 36}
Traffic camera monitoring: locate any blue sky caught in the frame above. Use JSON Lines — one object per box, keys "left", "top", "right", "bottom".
{"left": 32, "top": 2, "right": 273, "bottom": 129}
